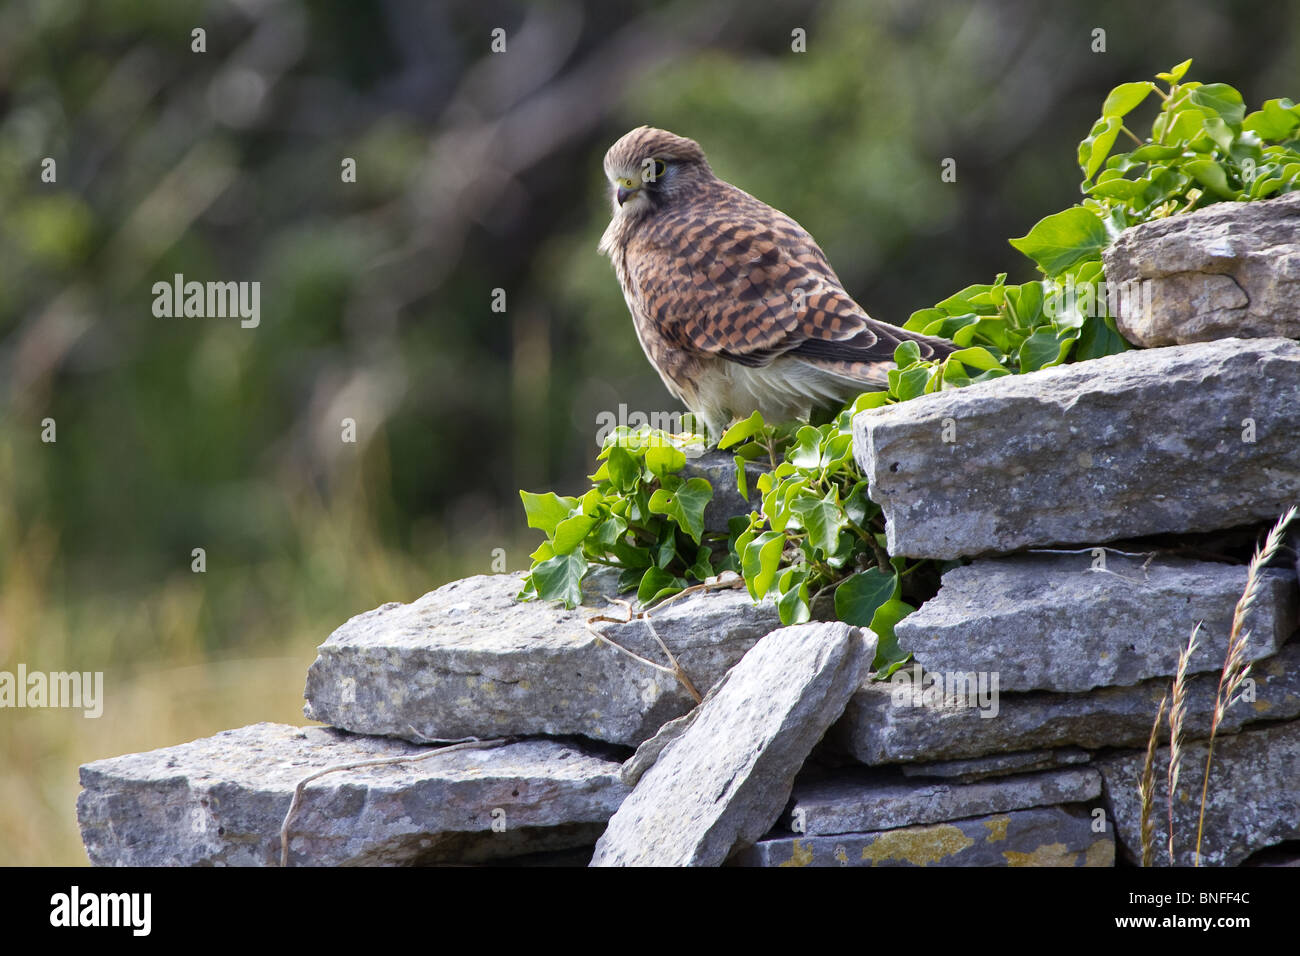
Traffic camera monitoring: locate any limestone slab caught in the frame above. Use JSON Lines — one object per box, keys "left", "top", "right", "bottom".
{"left": 853, "top": 337, "right": 1300, "bottom": 558}
{"left": 304, "top": 571, "right": 780, "bottom": 746}
{"left": 591, "top": 622, "right": 874, "bottom": 866}
{"left": 77, "top": 723, "right": 628, "bottom": 866}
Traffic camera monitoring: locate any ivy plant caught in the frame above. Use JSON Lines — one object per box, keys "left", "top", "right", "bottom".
{"left": 518, "top": 426, "right": 721, "bottom": 609}
{"left": 519, "top": 62, "right": 1300, "bottom": 675}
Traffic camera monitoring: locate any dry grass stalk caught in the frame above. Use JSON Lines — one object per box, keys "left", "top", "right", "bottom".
{"left": 1193, "top": 505, "right": 1296, "bottom": 865}
{"left": 1165, "top": 624, "right": 1199, "bottom": 864}
{"left": 1138, "top": 692, "right": 1168, "bottom": 867}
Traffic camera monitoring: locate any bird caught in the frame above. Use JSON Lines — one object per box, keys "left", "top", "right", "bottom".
{"left": 598, "top": 125, "right": 956, "bottom": 441}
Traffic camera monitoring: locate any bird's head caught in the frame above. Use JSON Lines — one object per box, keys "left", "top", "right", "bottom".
{"left": 601, "top": 126, "right": 712, "bottom": 220}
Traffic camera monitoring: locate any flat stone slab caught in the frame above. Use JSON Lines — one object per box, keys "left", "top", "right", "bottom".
{"left": 896, "top": 554, "right": 1297, "bottom": 692}
{"left": 76, "top": 723, "right": 628, "bottom": 866}
{"left": 304, "top": 572, "right": 781, "bottom": 746}
{"left": 591, "top": 622, "right": 874, "bottom": 866}
{"left": 900, "top": 747, "right": 1092, "bottom": 782}
{"left": 786, "top": 766, "right": 1100, "bottom": 834}
{"left": 835, "top": 639, "right": 1300, "bottom": 764}
{"left": 853, "top": 337, "right": 1300, "bottom": 559}
{"left": 1098, "top": 717, "right": 1300, "bottom": 867}
{"left": 1104, "top": 190, "right": 1300, "bottom": 347}
{"left": 733, "top": 805, "right": 1113, "bottom": 867}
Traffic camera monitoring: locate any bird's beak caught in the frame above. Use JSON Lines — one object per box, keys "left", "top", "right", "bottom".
{"left": 616, "top": 177, "right": 639, "bottom": 206}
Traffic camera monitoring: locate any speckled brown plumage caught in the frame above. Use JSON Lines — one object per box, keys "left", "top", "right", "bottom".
{"left": 598, "top": 126, "right": 955, "bottom": 439}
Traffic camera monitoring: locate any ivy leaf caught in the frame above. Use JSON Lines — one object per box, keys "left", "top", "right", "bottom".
{"left": 552, "top": 513, "right": 599, "bottom": 555}
{"left": 530, "top": 552, "right": 587, "bottom": 608}
{"left": 519, "top": 491, "right": 579, "bottom": 537}
{"left": 777, "top": 587, "right": 811, "bottom": 626}
{"left": 1189, "top": 83, "right": 1246, "bottom": 126}
{"left": 1244, "top": 98, "right": 1300, "bottom": 140}
{"left": 888, "top": 365, "right": 933, "bottom": 402}
{"left": 645, "top": 444, "right": 686, "bottom": 478}
{"left": 734, "top": 455, "right": 750, "bottom": 501}
{"left": 605, "top": 446, "right": 639, "bottom": 492}
{"left": 791, "top": 491, "right": 847, "bottom": 557}
{"left": 1101, "top": 81, "right": 1153, "bottom": 119}
{"left": 1079, "top": 115, "right": 1123, "bottom": 181}
{"left": 593, "top": 515, "right": 627, "bottom": 549}
{"left": 1156, "top": 59, "right": 1192, "bottom": 84}
{"left": 788, "top": 426, "right": 824, "bottom": 469}
{"left": 1185, "top": 159, "right": 1239, "bottom": 199}
{"left": 1076, "top": 314, "right": 1131, "bottom": 360}
{"left": 948, "top": 346, "right": 1004, "bottom": 373}
{"left": 647, "top": 477, "right": 712, "bottom": 544}
{"left": 742, "top": 531, "right": 785, "bottom": 600}
{"left": 654, "top": 528, "right": 679, "bottom": 569}
{"left": 1009, "top": 207, "right": 1109, "bottom": 277}
{"left": 835, "top": 569, "right": 897, "bottom": 627}
{"left": 843, "top": 481, "right": 876, "bottom": 527}
{"left": 903, "top": 307, "right": 945, "bottom": 332}
{"left": 610, "top": 536, "right": 652, "bottom": 569}
{"left": 719, "top": 410, "right": 766, "bottom": 450}
{"left": 893, "top": 340, "right": 922, "bottom": 368}
{"left": 870, "top": 597, "right": 916, "bottom": 674}
{"left": 776, "top": 568, "right": 811, "bottom": 626}
{"left": 1018, "top": 329, "right": 1073, "bottom": 372}
{"left": 687, "top": 545, "right": 713, "bottom": 581}
{"left": 637, "top": 566, "right": 684, "bottom": 606}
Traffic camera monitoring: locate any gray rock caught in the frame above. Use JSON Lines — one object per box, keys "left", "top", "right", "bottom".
{"left": 732, "top": 805, "right": 1113, "bottom": 867}
{"left": 786, "top": 766, "right": 1100, "bottom": 834}
{"left": 1098, "top": 718, "right": 1300, "bottom": 867}
{"left": 679, "top": 449, "right": 766, "bottom": 533}
{"left": 895, "top": 554, "right": 1298, "bottom": 692}
{"left": 852, "top": 337, "right": 1300, "bottom": 559}
{"left": 590, "top": 622, "right": 875, "bottom": 866}
{"left": 899, "top": 747, "right": 1092, "bottom": 783}
{"left": 76, "top": 723, "right": 629, "bottom": 866}
{"left": 1103, "top": 190, "right": 1300, "bottom": 347}
{"left": 303, "top": 571, "right": 781, "bottom": 747}
{"left": 619, "top": 708, "right": 699, "bottom": 788}
{"left": 835, "top": 639, "right": 1300, "bottom": 764}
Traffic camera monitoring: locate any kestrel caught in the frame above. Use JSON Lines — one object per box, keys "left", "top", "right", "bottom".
{"left": 598, "top": 126, "right": 956, "bottom": 440}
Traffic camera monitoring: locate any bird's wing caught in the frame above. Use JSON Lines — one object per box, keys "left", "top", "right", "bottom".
{"left": 629, "top": 187, "right": 951, "bottom": 374}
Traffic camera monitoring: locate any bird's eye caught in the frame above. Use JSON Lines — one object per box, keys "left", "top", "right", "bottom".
{"left": 642, "top": 158, "right": 667, "bottom": 183}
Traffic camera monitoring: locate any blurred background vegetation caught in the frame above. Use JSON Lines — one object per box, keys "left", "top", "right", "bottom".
{"left": 1, "top": 0, "right": 1296, "bottom": 865}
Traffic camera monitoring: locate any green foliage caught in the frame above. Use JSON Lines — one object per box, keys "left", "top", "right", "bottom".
{"left": 1074, "top": 61, "right": 1300, "bottom": 223}
{"left": 906, "top": 61, "right": 1300, "bottom": 390}
{"left": 521, "top": 61, "right": 1299, "bottom": 675}
{"left": 518, "top": 427, "right": 717, "bottom": 609}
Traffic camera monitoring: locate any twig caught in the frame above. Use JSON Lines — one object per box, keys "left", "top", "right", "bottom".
{"left": 585, "top": 613, "right": 681, "bottom": 681}
{"left": 1024, "top": 547, "right": 1158, "bottom": 559}
{"left": 643, "top": 614, "right": 702, "bottom": 702}
{"left": 279, "top": 736, "right": 511, "bottom": 867}
{"left": 582, "top": 577, "right": 742, "bottom": 704}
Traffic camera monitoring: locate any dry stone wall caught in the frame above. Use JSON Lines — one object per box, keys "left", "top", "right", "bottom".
{"left": 78, "top": 193, "right": 1300, "bottom": 867}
